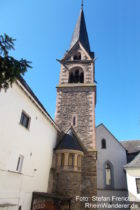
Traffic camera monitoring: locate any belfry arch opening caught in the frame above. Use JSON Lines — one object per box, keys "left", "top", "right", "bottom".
{"left": 73, "top": 52, "right": 81, "bottom": 60}
{"left": 69, "top": 68, "right": 84, "bottom": 83}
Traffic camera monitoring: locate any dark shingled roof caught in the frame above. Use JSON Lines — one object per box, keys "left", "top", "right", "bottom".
{"left": 70, "top": 9, "right": 90, "bottom": 52}
{"left": 121, "top": 140, "right": 140, "bottom": 153}
{"left": 124, "top": 152, "right": 140, "bottom": 168}
{"left": 55, "top": 128, "right": 83, "bottom": 151}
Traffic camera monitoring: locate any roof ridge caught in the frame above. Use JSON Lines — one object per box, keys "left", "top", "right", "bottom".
{"left": 121, "top": 140, "right": 140, "bottom": 142}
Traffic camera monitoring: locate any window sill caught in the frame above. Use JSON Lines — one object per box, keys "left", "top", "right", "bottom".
{"left": 8, "top": 170, "right": 23, "bottom": 175}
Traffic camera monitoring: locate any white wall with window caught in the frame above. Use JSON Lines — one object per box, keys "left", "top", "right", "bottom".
{"left": 96, "top": 124, "right": 128, "bottom": 210}
{"left": 96, "top": 124, "right": 127, "bottom": 190}
{"left": 124, "top": 153, "right": 140, "bottom": 204}
{"left": 0, "top": 80, "right": 59, "bottom": 210}
{"left": 125, "top": 170, "right": 140, "bottom": 201}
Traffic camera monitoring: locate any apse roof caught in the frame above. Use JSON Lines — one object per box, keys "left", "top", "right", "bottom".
{"left": 55, "top": 128, "right": 84, "bottom": 152}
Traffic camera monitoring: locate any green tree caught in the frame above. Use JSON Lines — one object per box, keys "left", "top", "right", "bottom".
{"left": 0, "top": 34, "right": 31, "bottom": 90}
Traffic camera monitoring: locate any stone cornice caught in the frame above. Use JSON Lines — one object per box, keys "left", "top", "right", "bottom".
{"left": 55, "top": 149, "right": 84, "bottom": 156}
{"left": 56, "top": 83, "right": 96, "bottom": 88}
{"left": 60, "top": 60, "right": 94, "bottom": 64}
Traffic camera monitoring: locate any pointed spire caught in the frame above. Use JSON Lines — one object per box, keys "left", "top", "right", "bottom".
{"left": 81, "top": 0, "right": 84, "bottom": 9}
{"left": 70, "top": 7, "right": 90, "bottom": 52}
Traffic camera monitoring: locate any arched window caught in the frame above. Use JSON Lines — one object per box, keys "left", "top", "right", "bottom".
{"left": 69, "top": 69, "right": 84, "bottom": 83}
{"left": 61, "top": 154, "right": 65, "bottom": 167}
{"left": 101, "top": 139, "right": 106, "bottom": 149}
{"left": 68, "top": 154, "right": 74, "bottom": 167}
{"left": 105, "top": 163, "right": 111, "bottom": 186}
{"left": 74, "top": 52, "right": 81, "bottom": 60}
{"left": 104, "top": 161, "right": 114, "bottom": 189}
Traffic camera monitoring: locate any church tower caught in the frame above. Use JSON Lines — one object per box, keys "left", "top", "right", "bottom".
{"left": 49, "top": 5, "right": 97, "bottom": 210}
{"left": 55, "top": 7, "right": 96, "bottom": 151}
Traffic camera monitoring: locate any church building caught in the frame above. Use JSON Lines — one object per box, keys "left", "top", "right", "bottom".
{"left": 0, "top": 2, "right": 140, "bottom": 210}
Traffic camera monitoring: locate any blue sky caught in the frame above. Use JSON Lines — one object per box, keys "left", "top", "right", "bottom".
{"left": 1, "top": 0, "right": 140, "bottom": 140}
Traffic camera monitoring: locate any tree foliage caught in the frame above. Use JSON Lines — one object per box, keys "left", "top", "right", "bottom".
{"left": 0, "top": 34, "right": 31, "bottom": 90}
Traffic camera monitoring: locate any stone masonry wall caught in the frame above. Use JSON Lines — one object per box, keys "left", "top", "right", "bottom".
{"left": 55, "top": 86, "right": 96, "bottom": 149}
{"left": 55, "top": 170, "right": 81, "bottom": 210}
{"left": 81, "top": 151, "right": 97, "bottom": 210}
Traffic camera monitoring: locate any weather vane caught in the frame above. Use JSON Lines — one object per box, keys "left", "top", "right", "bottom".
{"left": 81, "top": 0, "right": 84, "bottom": 9}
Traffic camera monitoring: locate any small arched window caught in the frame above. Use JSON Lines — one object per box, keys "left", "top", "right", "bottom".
{"left": 68, "top": 154, "right": 74, "bottom": 167}
{"left": 73, "top": 116, "right": 76, "bottom": 126}
{"left": 101, "top": 139, "right": 106, "bottom": 149}
{"left": 105, "top": 163, "right": 111, "bottom": 186}
{"left": 74, "top": 52, "right": 81, "bottom": 60}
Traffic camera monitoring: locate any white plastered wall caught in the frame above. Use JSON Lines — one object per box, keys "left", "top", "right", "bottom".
{"left": 126, "top": 168, "right": 140, "bottom": 202}
{"left": 0, "top": 83, "right": 57, "bottom": 210}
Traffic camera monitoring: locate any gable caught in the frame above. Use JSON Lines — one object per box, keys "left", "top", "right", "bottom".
{"left": 96, "top": 124, "right": 126, "bottom": 152}
{"left": 61, "top": 41, "right": 93, "bottom": 62}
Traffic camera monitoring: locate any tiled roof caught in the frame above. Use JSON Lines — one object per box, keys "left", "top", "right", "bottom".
{"left": 121, "top": 140, "right": 140, "bottom": 153}
{"left": 124, "top": 152, "right": 140, "bottom": 168}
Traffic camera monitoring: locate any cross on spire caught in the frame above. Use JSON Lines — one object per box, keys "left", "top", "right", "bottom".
{"left": 81, "top": 0, "right": 84, "bottom": 9}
